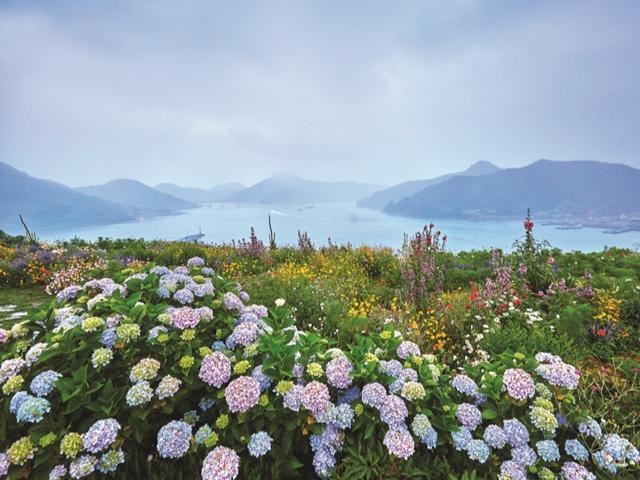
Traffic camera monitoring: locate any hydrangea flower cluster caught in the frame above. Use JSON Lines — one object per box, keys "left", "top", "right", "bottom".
{"left": 199, "top": 352, "right": 232, "bottom": 387}
{"left": 83, "top": 419, "right": 121, "bottom": 453}
{"left": 502, "top": 368, "right": 535, "bottom": 401}
{"left": 247, "top": 431, "right": 272, "bottom": 457}
{"left": 157, "top": 421, "right": 192, "bottom": 459}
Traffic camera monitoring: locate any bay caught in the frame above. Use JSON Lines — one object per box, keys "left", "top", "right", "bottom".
{"left": 39, "top": 202, "right": 640, "bottom": 252}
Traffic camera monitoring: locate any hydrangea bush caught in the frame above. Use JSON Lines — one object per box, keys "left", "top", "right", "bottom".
{"left": 0, "top": 258, "right": 638, "bottom": 479}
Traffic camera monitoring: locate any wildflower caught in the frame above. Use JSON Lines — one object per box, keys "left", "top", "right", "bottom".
{"left": 537, "top": 440, "right": 560, "bottom": 462}
{"left": 325, "top": 356, "right": 353, "bottom": 389}
{"left": 96, "top": 449, "right": 125, "bottom": 473}
{"left": 248, "top": 431, "right": 272, "bottom": 457}
{"left": 69, "top": 454, "right": 97, "bottom": 479}
{"left": 7, "top": 437, "right": 36, "bottom": 465}
{"left": 383, "top": 429, "right": 415, "bottom": 459}
{"left": 199, "top": 352, "right": 231, "bottom": 387}
{"left": 83, "top": 419, "right": 120, "bottom": 453}
{"left": 157, "top": 421, "right": 192, "bottom": 459}
{"left": 60, "top": 432, "right": 84, "bottom": 459}
{"left": 225, "top": 376, "right": 260, "bottom": 413}
{"left": 156, "top": 375, "right": 182, "bottom": 399}
{"left": 201, "top": 446, "right": 240, "bottom": 480}
{"left": 502, "top": 368, "right": 535, "bottom": 401}
{"left": 456, "top": 403, "right": 482, "bottom": 431}
{"left": 126, "top": 381, "right": 153, "bottom": 407}
{"left": 301, "top": 381, "right": 331, "bottom": 414}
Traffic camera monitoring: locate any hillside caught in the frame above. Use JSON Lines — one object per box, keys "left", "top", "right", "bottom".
{"left": 225, "top": 175, "right": 383, "bottom": 204}
{"left": 0, "top": 161, "right": 139, "bottom": 232}
{"left": 154, "top": 182, "right": 245, "bottom": 203}
{"left": 385, "top": 159, "right": 640, "bottom": 220}
{"left": 357, "top": 161, "right": 500, "bottom": 210}
{"left": 76, "top": 179, "right": 196, "bottom": 212}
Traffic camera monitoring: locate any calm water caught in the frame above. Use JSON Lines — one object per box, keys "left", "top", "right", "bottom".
{"left": 40, "top": 202, "right": 640, "bottom": 252}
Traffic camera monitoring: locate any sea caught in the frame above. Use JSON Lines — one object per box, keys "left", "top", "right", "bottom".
{"left": 38, "top": 202, "right": 640, "bottom": 252}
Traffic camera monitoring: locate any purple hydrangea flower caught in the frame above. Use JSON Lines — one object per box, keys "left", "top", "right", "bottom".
{"left": 170, "top": 307, "right": 200, "bottom": 329}
{"left": 232, "top": 322, "right": 259, "bottom": 347}
{"left": 396, "top": 341, "right": 420, "bottom": 360}
{"left": 560, "top": 461, "right": 596, "bottom": 480}
{"left": 383, "top": 429, "right": 415, "bottom": 459}
{"left": 325, "top": 356, "right": 353, "bottom": 389}
{"left": 379, "top": 395, "right": 408, "bottom": 428}
{"left": 499, "top": 460, "right": 526, "bottom": 480}
{"left": 223, "top": 292, "right": 244, "bottom": 311}
{"left": 199, "top": 352, "right": 231, "bottom": 387}
{"left": 201, "top": 446, "right": 240, "bottom": 480}
{"left": 157, "top": 421, "right": 192, "bottom": 459}
{"left": 225, "top": 376, "right": 260, "bottom": 413}
{"left": 283, "top": 385, "right": 304, "bottom": 411}
{"left": 503, "top": 419, "right": 529, "bottom": 447}
{"left": 483, "top": 425, "right": 507, "bottom": 449}
{"left": 301, "top": 381, "right": 331, "bottom": 414}
{"left": 362, "top": 383, "right": 387, "bottom": 409}
{"left": 452, "top": 374, "right": 479, "bottom": 397}
{"left": 456, "top": 403, "right": 482, "bottom": 431}
{"left": 83, "top": 419, "right": 121, "bottom": 453}
{"left": 502, "top": 368, "right": 535, "bottom": 401}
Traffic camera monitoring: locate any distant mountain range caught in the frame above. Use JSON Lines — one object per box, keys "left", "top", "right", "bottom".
{"left": 155, "top": 182, "right": 245, "bottom": 204}
{"left": 76, "top": 179, "right": 196, "bottom": 212}
{"left": 2, "top": 159, "right": 639, "bottom": 234}
{"left": 384, "top": 159, "right": 640, "bottom": 222}
{"left": 223, "top": 175, "right": 384, "bottom": 204}
{"left": 0, "top": 161, "right": 139, "bottom": 232}
{"left": 357, "top": 160, "right": 500, "bottom": 210}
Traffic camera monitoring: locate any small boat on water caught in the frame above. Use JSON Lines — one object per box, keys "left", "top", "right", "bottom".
{"left": 178, "top": 228, "right": 205, "bottom": 242}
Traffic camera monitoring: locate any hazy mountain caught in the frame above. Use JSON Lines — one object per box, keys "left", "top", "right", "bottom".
{"left": 225, "top": 175, "right": 384, "bottom": 204}
{"left": 154, "top": 182, "right": 245, "bottom": 203}
{"left": 357, "top": 161, "right": 500, "bottom": 210}
{"left": 0, "top": 161, "right": 140, "bottom": 232}
{"left": 76, "top": 179, "right": 196, "bottom": 212}
{"left": 384, "top": 160, "right": 640, "bottom": 220}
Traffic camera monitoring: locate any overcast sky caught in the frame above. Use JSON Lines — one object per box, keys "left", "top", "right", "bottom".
{"left": 1, "top": 0, "right": 639, "bottom": 188}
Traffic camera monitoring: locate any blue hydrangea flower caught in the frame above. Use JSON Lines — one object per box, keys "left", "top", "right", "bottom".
{"left": 503, "top": 419, "right": 529, "bottom": 447}
{"left": 157, "top": 421, "right": 192, "bottom": 459}
{"left": 537, "top": 440, "right": 560, "bottom": 462}
{"left": 331, "top": 404, "right": 354, "bottom": 429}
{"left": 452, "top": 427, "right": 473, "bottom": 451}
{"left": 30, "top": 370, "right": 62, "bottom": 397}
{"left": 511, "top": 445, "right": 537, "bottom": 467}
{"left": 422, "top": 426, "right": 438, "bottom": 449}
{"left": 248, "top": 431, "right": 272, "bottom": 457}
{"left": 251, "top": 365, "right": 272, "bottom": 393}
{"left": 16, "top": 396, "right": 51, "bottom": 423}
{"left": 100, "top": 328, "right": 117, "bottom": 348}
{"left": 484, "top": 425, "right": 507, "bottom": 449}
{"left": 565, "top": 439, "right": 589, "bottom": 462}
{"left": 467, "top": 439, "right": 490, "bottom": 463}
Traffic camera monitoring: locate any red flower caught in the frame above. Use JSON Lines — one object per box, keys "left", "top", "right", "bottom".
{"left": 469, "top": 287, "right": 478, "bottom": 302}
{"left": 596, "top": 329, "right": 607, "bottom": 337}
{"left": 513, "top": 298, "right": 521, "bottom": 306}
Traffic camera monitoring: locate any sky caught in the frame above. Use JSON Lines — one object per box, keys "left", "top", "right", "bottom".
{"left": 1, "top": 0, "right": 639, "bottom": 188}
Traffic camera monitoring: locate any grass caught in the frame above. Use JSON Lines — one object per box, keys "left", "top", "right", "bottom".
{"left": 0, "top": 285, "right": 50, "bottom": 324}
